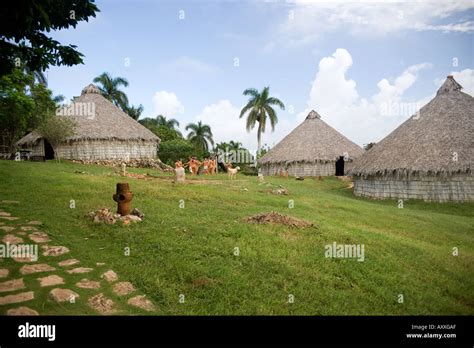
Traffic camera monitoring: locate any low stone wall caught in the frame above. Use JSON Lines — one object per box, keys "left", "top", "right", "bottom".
{"left": 260, "top": 162, "right": 336, "bottom": 176}
{"left": 353, "top": 173, "right": 474, "bottom": 202}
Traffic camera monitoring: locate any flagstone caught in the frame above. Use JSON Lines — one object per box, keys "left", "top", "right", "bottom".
{"left": 28, "top": 232, "right": 51, "bottom": 243}
{"left": 96, "top": 262, "right": 105, "bottom": 266}
{"left": 58, "top": 259, "right": 80, "bottom": 267}
{"left": 42, "top": 245, "right": 70, "bottom": 257}
{"left": 67, "top": 267, "right": 93, "bottom": 274}
{"left": 0, "top": 291, "right": 34, "bottom": 305}
{"left": 76, "top": 279, "right": 101, "bottom": 289}
{"left": 0, "top": 269, "right": 9, "bottom": 278}
{"left": 2, "top": 234, "right": 24, "bottom": 244}
{"left": 0, "top": 226, "right": 15, "bottom": 232}
{"left": 0, "top": 216, "right": 19, "bottom": 221}
{"left": 28, "top": 221, "right": 42, "bottom": 225}
{"left": 88, "top": 293, "right": 116, "bottom": 314}
{"left": 0, "top": 212, "right": 11, "bottom": 217}
{"left": 20, "top": 226, "right": 37, "bottom": 231}
{"left": 16, "top": 231, "right": 27, "bottom": 236}
{"left": 7, "top": 306, "right": 39, "bottom": 316}
{"left": 20, "top": 263, "right": 55, "bottom": 275}
{"left": 101, "top": 270, "right": 118, "bottom": 282}
{"left": 49, "top": 288, "right": 79, "bottom": 303}
{"left": 127, "top": 295, "right": 155, "bottom": 312}
{"left": 13, "top": 256, "right": 37, "bottom": 263}
{"left": 112, "top": 281, "right": 136, "bottom": 296}
{"left": 38, "top": 275, "right": 64, "bottom": 287}
{"left": 0, "top": 278, "right": 25, "bottom": 293}
{"left": 0, "top": 200, "right": 20, "bottom": 204}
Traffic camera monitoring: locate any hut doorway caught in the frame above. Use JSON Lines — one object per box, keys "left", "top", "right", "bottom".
{"left": 335, "top": 156, "right": 344, "bottom": 176}
{"left": 44, "top": 140, "right": 55, "bottom": 160}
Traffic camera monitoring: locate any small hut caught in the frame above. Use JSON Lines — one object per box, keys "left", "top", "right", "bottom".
{"left": 349, "top": 76, "right": 474, "bottom": 202}
{"left": 16, "top": 84, "right": 160, "bottom": 160}
{"left": 258, "top": 110, "right": 364, "bottom": 176}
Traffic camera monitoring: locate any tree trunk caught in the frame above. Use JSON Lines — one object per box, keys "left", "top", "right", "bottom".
{"left": 257, "top": 122, "right": 262, "bottom": 156}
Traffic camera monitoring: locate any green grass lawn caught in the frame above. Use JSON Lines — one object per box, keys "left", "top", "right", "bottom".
{"left": 0, "top": 160, "right": 473, "bottom": 315}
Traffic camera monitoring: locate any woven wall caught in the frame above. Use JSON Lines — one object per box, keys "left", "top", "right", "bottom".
{"left": 56, "top": 140, "right": 157, "bottom": 160}
{"left": 21, "top": 139, "right": 157, "bottom": 160}
{"left": 260, "top": 162, "right": 336, "bottom": 176}
{"left": 353, "top": 173, "right": 474, "bottom": 202}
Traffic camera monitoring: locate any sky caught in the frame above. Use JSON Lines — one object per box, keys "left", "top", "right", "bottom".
{"left": 47, "top": 0, "right": 474, "bottom": 152}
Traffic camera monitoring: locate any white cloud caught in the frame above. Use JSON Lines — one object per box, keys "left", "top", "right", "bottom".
{"left": 279, "top": 0, "right": 474, "bottom": 45}
{"left": 152, "top": 91, "right": 184, "bottom": 117}
{"left": 297, "top": 48, "right": 433, "bottom": 146}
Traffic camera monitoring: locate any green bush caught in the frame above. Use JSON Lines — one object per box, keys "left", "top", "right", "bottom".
{"left": 158, "top": 139, "right": 195, "bottom": 164}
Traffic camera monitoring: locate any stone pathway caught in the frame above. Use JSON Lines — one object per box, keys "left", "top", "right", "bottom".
{"left": 0, "top": 205, "right": 156, "bottom": 315}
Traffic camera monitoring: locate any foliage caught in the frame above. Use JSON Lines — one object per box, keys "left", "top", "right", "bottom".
{"left": 139, "top": 117, "right": 183, "bottom": 142}
{"left": 0, "top": 70, "right": 35, "bottom": 153}
{"left": 185, "top": 121, "right": 214, "bottom": 154}
{"left": 93, "top": 72, "right": 129, "bottom": 110}
{"left": 158, "top": 138, "right": 195, "bottom": 164}
{"left": 124, "top": 104, "right": 144, "bottom": 120}
{"left": 0, "top": 0, "right": 99, "bottom": 77}
{"left": 37, "top": 116, "right": 76, "bottom": 161}
{"left": 240, "top": 86, "right": 284, "bottom": 155}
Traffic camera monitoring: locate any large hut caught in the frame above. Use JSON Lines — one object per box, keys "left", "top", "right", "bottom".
{"left": 17, "top": 84, "right": 160, "bottom": 160}
{"left": 258, "top": 110, "right": 364, "bottom": 176}
{"left": 350, "top": 76, "right": 473, "bottom": 202}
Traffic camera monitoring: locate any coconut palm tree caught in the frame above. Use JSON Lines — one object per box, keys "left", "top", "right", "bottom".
{"left": 124, "top": 104, "right": 144, "bottom": 120}
{"left": 185, "top": 121, "right": 214, "bottom": 153}
{"left": 239, "top": 86, "right": 285, "bottom": 155}
{"left": 93, "top": 72, "right": 129, "bottom": 110}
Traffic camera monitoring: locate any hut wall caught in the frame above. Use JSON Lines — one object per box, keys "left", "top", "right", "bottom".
{"left": 56, "top": 139, "right": 157, "bottom": 160}
{"left": 353, "top": 173, "right": 474, "bottom": 202}
{"left": 261, "top": 162, "right": 335, "bottom": 176}
{"left": 21, "top": 140, "right": 45, "bottom": 156}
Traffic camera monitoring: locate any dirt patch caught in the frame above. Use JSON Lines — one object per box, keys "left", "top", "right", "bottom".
{"left": 245, "top": 211, "right": 313, "bottom": 228}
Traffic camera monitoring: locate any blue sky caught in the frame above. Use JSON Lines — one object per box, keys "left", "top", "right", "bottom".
{"left": 47, "top": 0, "right": 474, "bottom": 151}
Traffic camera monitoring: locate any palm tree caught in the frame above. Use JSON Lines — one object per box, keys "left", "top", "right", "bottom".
{"left": 239, "top": 86, "right": 285, "bottom": 155}
{"left": 93, "top": 72, "right": 129, "bottom": 110}
{"left": 157, "top": 115, "right": 181, "bottom": 130}
{"left": 124, "top": 104, "right": 144, "bottom": 120}
{"left": 185, "top": 121, "right": 214, "bottom": 153}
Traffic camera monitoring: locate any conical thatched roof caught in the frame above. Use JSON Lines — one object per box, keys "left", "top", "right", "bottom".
{"left": 258, "top": 110, "right": 364, "bottom": 165}
{"left": 17, "top": 84, "right": 159, "bottom": 146}
{"left": 350, "top": 76, "right": 474, "bottom": 176}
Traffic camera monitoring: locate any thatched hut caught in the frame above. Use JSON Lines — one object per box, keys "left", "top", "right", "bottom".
{"left": 258, "top": 110, "right": 364, "bottom": 176}
{"left": 16, "top": 84, "right": 160, "bottom": 160}
{"left": 350, "top": 76, "right": 473, "bottom": 202}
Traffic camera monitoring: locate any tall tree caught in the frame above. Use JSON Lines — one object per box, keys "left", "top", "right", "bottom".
{"left": 185, "top": 121, "right": 214, "bottom": 154}
{"left": 93, "top": 72, "right": 129, "bottom": 110}
{"left": 239, "top": 86, "right": 285, "bottom": 155}
{"left": 157, "top": 115, "right": 180, "bottom": 129}
{"left": 0, "top": 1, "right": 99, "bottom": 77}
{"left": 124, "top": 104, "right": 143, "bottom": 120}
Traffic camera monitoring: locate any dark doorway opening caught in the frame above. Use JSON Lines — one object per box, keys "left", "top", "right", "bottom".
{"left": 44, "top": 140, "right": 55, "bottom": 160}
{"left": 335, "top": 156, "right": 344, "bottom": 176}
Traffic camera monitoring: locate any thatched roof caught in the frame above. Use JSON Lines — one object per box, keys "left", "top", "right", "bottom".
{"left": 258, "top": 110, "right": 364, "bottom": 165}
{"left": 17, "top": 84, "right": 159, "bottom": 146}
{"left": 350, "top": 76, "right": 474, "bottom": 177}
